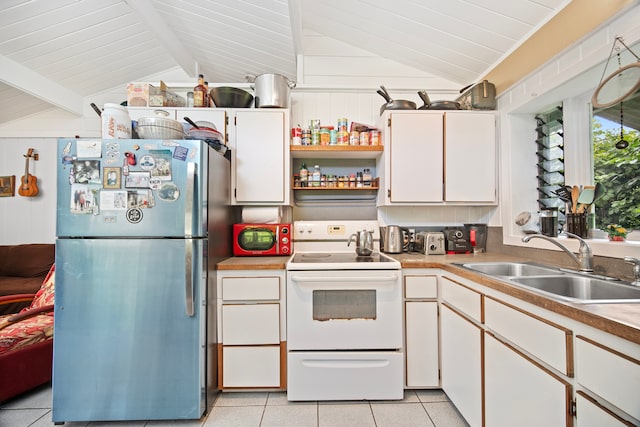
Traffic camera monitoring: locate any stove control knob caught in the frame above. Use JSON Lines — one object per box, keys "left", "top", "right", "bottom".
{"left": 282, "top": 237, "right": 289, "bottom": 244}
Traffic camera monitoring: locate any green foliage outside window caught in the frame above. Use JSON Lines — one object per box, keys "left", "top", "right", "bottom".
{"left": 592, "top": 120, "right": 640, "bottom": 230}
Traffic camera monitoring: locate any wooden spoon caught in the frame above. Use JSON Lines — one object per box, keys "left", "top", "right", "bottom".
{"left": 571, "top": 185, "right": 580, "bottom": 213}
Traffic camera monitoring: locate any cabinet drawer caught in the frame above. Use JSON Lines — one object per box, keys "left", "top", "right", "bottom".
{"left": 222, "top": 276, "right": 280, "bottom": 301}
{"left": 441, "top": 276, "right": 482, "bottom": 322}
{"left": 576, "top": 335, "right": 640, "bottom": 421}
{"left": 485, "top": 296, "right": 572, "bottom": 376}
{"left": 404, "top": 275, "right": 438, "bottom": 299}
{"left": 222, "top": 346, "right": 281, "bottom": 388}
{"left": 576, "top": 391, "right": 636, "bottom": 427}
{"left": 222, "top": 304, "right": 280, "bottom": 344}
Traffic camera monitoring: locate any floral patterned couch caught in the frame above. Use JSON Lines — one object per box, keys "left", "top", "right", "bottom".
{"left": 0, "top": 244, "right": 55, "bottom": 315}
{"left": 0, "top": 264, "right": 55, "bottom": 401}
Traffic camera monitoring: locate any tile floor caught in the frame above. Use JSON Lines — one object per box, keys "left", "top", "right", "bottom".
{"left": 0, "top": 385, "right": 467, "bottom": 427}
{"left": 0, "top": 383, "right": 468, "bottom": 426}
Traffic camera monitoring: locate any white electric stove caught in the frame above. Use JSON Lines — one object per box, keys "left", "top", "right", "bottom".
{"left": 286, "top": 220, "right": 404, "bottom": 401}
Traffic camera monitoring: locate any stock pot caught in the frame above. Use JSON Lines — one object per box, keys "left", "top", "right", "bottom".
{"left": 247, "top": 73, "right": 296, "bottom": 108}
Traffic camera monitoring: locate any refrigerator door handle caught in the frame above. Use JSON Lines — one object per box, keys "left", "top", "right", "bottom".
{"left": 184, "top": 162, "right": 196, "bottom": 316}
{"left": 185, "top": 240, "right": 195, "bottom": 316}
{"left": 185, "top": 162, "right": 196, "bottom": 238}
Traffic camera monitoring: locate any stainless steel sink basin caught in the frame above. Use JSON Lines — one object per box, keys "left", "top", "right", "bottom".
{"left": 509, "top": 275, "right": 640, "bottom": 303}
{"left": 461, "top": 262, "right": 560, "bottom": 277}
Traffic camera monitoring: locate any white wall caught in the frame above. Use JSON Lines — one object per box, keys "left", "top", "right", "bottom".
{"left": 0, "top": 138, "right": 57, "bottom": 244}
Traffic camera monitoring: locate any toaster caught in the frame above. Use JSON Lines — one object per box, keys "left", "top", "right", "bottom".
{"left": 415, "top": 232, "right": 446, "bottom": 255}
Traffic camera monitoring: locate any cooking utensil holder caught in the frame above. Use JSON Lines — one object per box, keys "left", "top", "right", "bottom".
{"left": 566, "top": 213, "right": 587, "bottom": 238}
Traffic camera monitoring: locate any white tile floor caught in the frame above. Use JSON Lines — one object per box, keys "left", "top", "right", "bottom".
{"left": 0, "top": 383, "right": 469, "bottom": 427}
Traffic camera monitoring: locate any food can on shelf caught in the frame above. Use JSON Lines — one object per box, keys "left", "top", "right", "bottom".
{"left": 370, "top": 130, "right": 380, "bottom": 145}
{"left": 359, "top": 131, "right": 370, "bottom": 146}
{"left": 349, "top": 131, "right": 360, "bottom": 145}
{"left": 330, "top": 129, "right": 337, "bottom": 145}
{"left": 337, "top": 118, "right": 348, "bottom": 132}
{"left": 311, "top": 129, "right": 320, "bottom": 145}
{"left": 319, "top": 128, "right": 331, "bottom": 145}
{"left": 337, "top": 130, "right": 349, "bottom": 145}
{"left": 291, "top": 127, "right": 302, "bottom": 145}
{"left": 301, "top": 129, "right": 311, "bottom": 146}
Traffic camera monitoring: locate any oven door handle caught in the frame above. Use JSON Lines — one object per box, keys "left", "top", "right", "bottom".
{"left": 289, "top": 274, "right": 399, "bottom": 283}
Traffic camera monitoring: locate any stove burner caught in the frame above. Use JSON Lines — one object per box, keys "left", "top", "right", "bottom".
{"left": 298, "top": 253, "right": 333, "bottom": 259}
{"left": 290, "top": 252, "right": 395, "bottom": 264}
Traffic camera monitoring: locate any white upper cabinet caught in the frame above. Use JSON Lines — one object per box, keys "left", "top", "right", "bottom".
{"left": 444, "top": 112, "right": 496, "bottom": 202}
{"left": 377, "top": 110, "right": 496, "bottom": 206}
{"left": 231, "top": 110, "right": 290, "bottom": 205}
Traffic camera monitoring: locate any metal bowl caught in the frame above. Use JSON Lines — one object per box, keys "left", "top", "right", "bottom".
{"left": 209, "top": 87, "right": 254, "bottom": 108}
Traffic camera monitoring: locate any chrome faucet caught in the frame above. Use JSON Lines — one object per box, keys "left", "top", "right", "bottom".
{"left": 522, "top": 232, "right": 593, "bottom": 272}
{"left": 624, "top": 256, "right": 640, "bottom": 286}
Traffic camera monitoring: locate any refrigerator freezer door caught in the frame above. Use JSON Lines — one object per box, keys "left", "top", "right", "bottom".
{"left": 56, "top": 139, "right": 208, "bottom": 238}
{"left": 52, "top": 238, "right": 207, "bottom": 422}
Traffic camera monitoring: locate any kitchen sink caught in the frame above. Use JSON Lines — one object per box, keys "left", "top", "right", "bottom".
{"left": 509, "top": 275, "right": 640, "bottom": 303}
{"left": 460, "top": 262, "right": 560, "bottom": 277}
{"left": 456, "top": 261, "right": 640, "bottom": 304}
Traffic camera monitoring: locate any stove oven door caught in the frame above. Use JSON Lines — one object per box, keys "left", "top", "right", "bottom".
{"left": 287, "top": 270, "right": 402, "bottom": 350}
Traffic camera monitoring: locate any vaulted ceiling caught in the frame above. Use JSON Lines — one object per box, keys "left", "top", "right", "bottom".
{"left": 0, "top": 0, "right": 571, "bottom": 125}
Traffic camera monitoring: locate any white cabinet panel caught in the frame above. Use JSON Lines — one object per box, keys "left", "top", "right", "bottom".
{"left": 233, "top": 110, "right": 289, "bottom": 204}
{"left": 388, "top": 112, "right": 443, "bottom": 202}
{"left": 405, "top": 301, "right": 439, "bottom": 387}
{"left": 221, "top": 276, "right": 280, "bottom": 301}
{"left": 576, "top": 335, "right": 640, "bottom": 421}
{"left": 222, "top": 346, "right": 280, "bottom": 387}
{"left": 441, "top": 304, "right": 482, "bottom": 427}
{"left": 485, "top": 332, "right": 571, "bottom": 427}
{"left": 404, "top": 275, "right": 438, "bottom": 299}
{"left": 441, "top": 276, "right": 482, "bottom": 322}
{"left": 444, "top": 112, "right": 496, "bottom": 202}
{"left": 485, "top": 296, "right": 572, "bottom": 375}
{"left": 222, "top": 304, "right": 280, "bottom": 345}
{"left": 576, "top": 392, "right": 635, "bottom": 427}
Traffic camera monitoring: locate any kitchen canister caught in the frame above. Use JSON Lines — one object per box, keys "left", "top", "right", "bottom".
{"left": 101, "top": 103, "right": 132, "bottom": 139}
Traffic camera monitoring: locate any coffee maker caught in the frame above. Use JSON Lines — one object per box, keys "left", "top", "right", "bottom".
{"left": 443, "top": 227, "right": 472, "bottom": 254}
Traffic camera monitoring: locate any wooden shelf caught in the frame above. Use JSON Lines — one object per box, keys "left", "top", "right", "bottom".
{"left": 290, "top": 145, "right": 383, "bottom": 159}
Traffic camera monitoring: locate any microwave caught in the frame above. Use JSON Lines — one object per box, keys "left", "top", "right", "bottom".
{"left": 233, "top": 223, "right": 291, "bottom": 256}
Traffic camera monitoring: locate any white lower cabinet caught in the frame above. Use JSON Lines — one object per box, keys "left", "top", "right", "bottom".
{"left": 484, "top": 332, "right": 572, "bottom": 427}
{"left": 404, "top": 273, "right": 439, "bottom": 387}
{"left": 217, "top": 270, "right": 285, "bottom": 389}
{"left": 575, "top": 391, "right": 636, "bottom": 427}
{"left": 575, "top": 335, "right": 640, "bottom": 423}
{"left": 405, "top": 301, "right": 439, "bottom": 387}
{"left": 441, "top": 303, "right": 483, "bottom": 427}
{"left": 222, "top": 346, "right": 281, "bottom": 388}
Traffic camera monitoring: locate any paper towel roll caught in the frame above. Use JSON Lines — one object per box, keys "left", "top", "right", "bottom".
{"left": 241, "top": 207, "right": 281, "bottom": 224}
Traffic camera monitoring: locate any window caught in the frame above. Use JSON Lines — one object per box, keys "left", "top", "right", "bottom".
{"left": 592, "top": 95, "right": 640, "bottom": 230}
{"left": 535, "top": 106, "right": 565, "bottom": 213}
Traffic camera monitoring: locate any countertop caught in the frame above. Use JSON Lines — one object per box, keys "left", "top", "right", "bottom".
{"left": 216, "top": 252, "right": 640, "bottom": 345}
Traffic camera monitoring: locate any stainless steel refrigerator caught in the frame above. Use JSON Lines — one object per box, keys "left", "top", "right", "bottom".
{"left": 52, "top": 138, "right": 232, "bottom": 422}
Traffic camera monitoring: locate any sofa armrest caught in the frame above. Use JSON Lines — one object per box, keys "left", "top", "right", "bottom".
{"left": 0, "top": 304, "right": 54, "bottom": 332}
{"left": 0, "top": 294, "right": 36, "bottom": 306}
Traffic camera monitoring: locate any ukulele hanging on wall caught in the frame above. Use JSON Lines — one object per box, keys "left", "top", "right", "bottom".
{"left": 18, "top": 148, "right": 39, "bottom": 197}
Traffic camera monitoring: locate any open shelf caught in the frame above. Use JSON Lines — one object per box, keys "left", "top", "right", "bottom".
{"left": 292, "top": 177, "right": 379, "bottom": 191}
{"left": 290, "top": 145, "right": 383, "bottom": 159}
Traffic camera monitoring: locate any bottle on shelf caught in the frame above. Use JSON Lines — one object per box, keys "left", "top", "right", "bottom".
{"left": 193, "top": 74, "right": 208, "bottom": 108}
{"left": 299, "top": 163, "right": 308, "bottom": 188}
{"left": 312, "top": 165, "right": 321, "bottom": 187}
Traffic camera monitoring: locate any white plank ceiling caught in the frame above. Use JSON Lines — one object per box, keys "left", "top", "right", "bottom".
{"left": 0, "top": 0, "right": 569, "bottom": 125}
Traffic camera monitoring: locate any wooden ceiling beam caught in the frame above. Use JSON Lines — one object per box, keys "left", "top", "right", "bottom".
{"left": 0, "top": 54, "right": 84, "bottom": 116}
